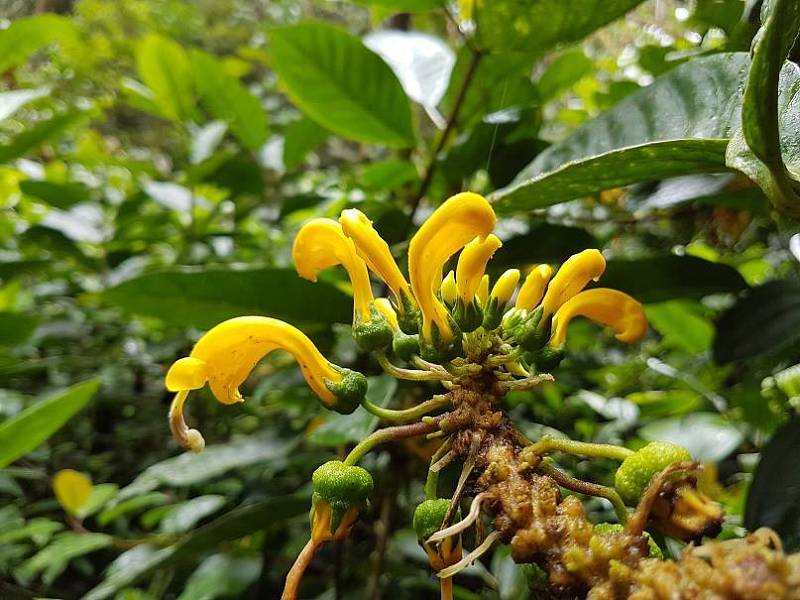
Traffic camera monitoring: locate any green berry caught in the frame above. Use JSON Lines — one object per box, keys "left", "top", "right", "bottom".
{"left": 392, "top": 332, "right": 420, "bottom": 361}
{"left": 413, "top": 499, "right": 458, "bottom": 542}
{"left": 614, "top": 442, "right": 692, "bottom": 504}
{"left": 352, "top": 307, "right": 393, "bottom": 351}
{"left": 312, "top": 460, "right": 373, "bottom": 530}
{"left": 592, "top": 522, "right": 663, "bottom": 559}
{"left": 326, "top": 369, "right": 368, "bottom": 414}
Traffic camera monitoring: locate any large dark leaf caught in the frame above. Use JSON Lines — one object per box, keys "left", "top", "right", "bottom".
{"left": 492, "top": 223, "right": 597, "bottom": 267}
{"left": 269, "top": 22, "right": 415, "bottom": 147}
{"left": 19, "top": 180, "right": 91, "bottom": 210}
{"left": 101, "top": 267, "right": 353, "bottom": 328}
{"left": 745, "top": 417, "right": 800, "bottom": 550}
{"left": 0, "top": 313, "right": 39, "bottom": 346}
{"left": 598, "top": 256, "right": 748, "bottom": 303}
{"left": 713, "top": 280, "right": 800, "bottom": 363}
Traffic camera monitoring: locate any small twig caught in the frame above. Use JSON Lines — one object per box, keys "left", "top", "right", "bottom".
{"left": 344, "top": 419, "right": 442, "bottom": 466}
{"left": 437, "top": 531, "right": 500, "bottom": 579}
{"left": 539, "top": 461, "right": 629, "bottom": 524}
{"left": 498, "top": 373, "right": 554, "bottom": 392}
{"left": 361, "top": 394, "right": 451, "bottom": 423}
{"left": 376, "top": 352, "right": 452, "bottom": 382}
{"left": 443, "top": 435, "right": 480, "bottom": 526}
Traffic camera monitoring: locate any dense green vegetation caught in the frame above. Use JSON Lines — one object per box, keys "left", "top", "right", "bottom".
{"left": 2, "top": 0, "right": 800, "bottom": 598}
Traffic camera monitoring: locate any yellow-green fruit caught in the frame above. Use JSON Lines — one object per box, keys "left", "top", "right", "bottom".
{"left": 614, "top": 441, "right": 692, "bottom": 504}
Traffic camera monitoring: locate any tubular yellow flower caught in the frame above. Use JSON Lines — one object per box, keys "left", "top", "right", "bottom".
{"left": 440, "top": 270, "right": 458, "bottom": 305}
{"left": 456, "top": 234, "right": 502, "bottom": 304}
{"left": 373, "top": 297, "right": 399, "bottom": 331}
{"left": 408, "top": 192, "right": 496, "bottom": 342}
{"left": 165, "top": 317, "right": 365, "bottom": 452}
{"left": 339, "top": 209, "right": 414, "bottom": 310}
{"left": 476, "top": 274, "right": 490, "bottom": 306}
{"left": 490, "top": 269, "right": 520, "bottom": 304}
{"left": 541, "top": 249, "right": 606, "bottom": 317}
{"left": 515, "top": 265, "right": 553, "bottom": 310}
{"left": 550, "top": 288, "right": 648, "bottom": 347}
{"left": 293, "top": 218, "right": 374, "bottom": 322}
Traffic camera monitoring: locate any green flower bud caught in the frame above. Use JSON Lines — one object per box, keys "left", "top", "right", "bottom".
{"left": 453, "top": 298, "right": 483, "bottom": 333}
{"left": 614, "top": 442, "right": 692, "bottom": 504}
{"left": 592, "top": 522, "right": 663, "bottom": 558}
{"left": 481, "top": 297, "right": 503, "bottom": 331}
{"left": 352, "top": 306, "right": 393, "bottom": 351}
{"left": 513, "top": 306, "right": 552, "bottom": 352}
{"left": 312, "top": 460, "right": 374, "bottom": 532}
{"left": 419, "top": 321, "right": 462, "bottom": 363}
{"left": 398, "top": 293, "right": 420, "bottom": 335}
{"left": 392, "top": 331, "right": 420, "bottom": 361}
{"left": 412, "top": 499, "right": 460, "bottom": 542}
{"left": 532, "top": 346, "right": 565, "bottom": 372}
{"left": 326, "top": 369, "right": 368, "bottom": 414}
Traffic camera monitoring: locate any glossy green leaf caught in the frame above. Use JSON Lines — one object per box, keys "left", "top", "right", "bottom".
{"left": 98, "top": 493, "right": 170, "bottom": 526}
{"left": 177, "top": 554, "right": 262, "bottom": 600}
{"left": 17, "top": 532, "right": 112, "bottom": 586}
{"left": 0, "top": 312, "right": 39, "bottom": 346}
{"left": 598, "top": 255, "right": 748, "bottom": 303}
{"left": 713, "top": 280, "right": 800, "bottom": 363}
{"left": 0, "top": 14, "right": 76, "bottom": 74}
{"left": 191, "top": 50, "right": 269, "bottom": 151}
{"left": 269, "top": 22, "right": 415, "bottom": 147}
{"left": 101, "top": 267, "right": 353, "bottom": 328}
{"left": 19, "top": 180, "right": 91, "bottom": 210}
{"left": 537, "top": 48, "right": 594, "bottom": 102}
{"left": 745, "top": 416, "right": 800, "bottom": 550}
{"left": 475, "top": 0, "right": 646, "bottom": 53}
{"left": 491, "top": 53, "right": 751, "bottom": 213}
{"left": 0, "top": 113, "right": 84, "bottom": 163}
{"left": 135, "top": 34, "right": 196, "bottom": 123}
{"left": 0, "top": 379, "right": 100, "bottom": 469}
{"left": 160, "top": 495, "right": 226, "bottom": 534}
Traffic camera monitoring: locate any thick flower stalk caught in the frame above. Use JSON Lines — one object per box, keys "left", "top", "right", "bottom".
{"left": 162, "top": 190, "right": 796, "bottom": 599}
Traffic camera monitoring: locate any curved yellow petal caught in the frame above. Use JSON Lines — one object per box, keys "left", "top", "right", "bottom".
{"left": 440, "top": 270, "right": 458, "bottom": 305}
{"left": 550, "top": 288, "right": 647, "bottom": 346}
{"left": 53, "top": 469, "right": 92, "bottom": 516}
{"left": 515, "top": 265, "right": 553, "bottom": 310}
{"left": 339, "top": 209, "right": 413, "bottom": 309}
{"left": 293, "top": 218, "right": 373, "bottom": 322}
{"left": 373, "top": 297, "right": 399, "bottom": 331}
{"left": 490, "top": 269, "right": 520, "bottom": 304}
{"left": 408, "top": 192, "right": 496, "bottom": 342}
{"left": 476, "top": 274, "right": 490, "bottom": 306}
{"left": 541, "top": 250, "right": 606, "bottom": 317}
{"left": 165, "top": 316, "right": 343, "bottom": 450}
{"left": 456, "top": 234, "right": 502, "bottom": 303}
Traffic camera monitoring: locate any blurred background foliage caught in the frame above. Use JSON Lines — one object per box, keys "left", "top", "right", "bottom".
{"left": 1, "top": 0, "right": 800, "bottom": 598}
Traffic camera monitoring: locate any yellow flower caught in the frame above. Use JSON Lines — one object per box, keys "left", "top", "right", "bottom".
{"left": 515, "top": 264, "right": 553, "bottom": 310}
{"left": 293, "top": 218, "right": 374, "bottom": 323}
{"left": 373, "top": 297, "right": 399, "bottom": 331}
{"left": 541, "top": 249, "right": 606, "bottom": 317}
{"left": 550, "top": 288, "right": 647, "bottom": 347}
{"left": 339, "top": 209, "right": 415, "bottom": 312}
{"left": 476, "top": 274, "right": 490, "bottom": 306}
{"left": 408, "top": 192, "right": 496, "bottom": 342}
{"left": 165, "top": 316, "right": 365, "bottom": 451}
{"left": 490, "top": 269, "right": 520, "bottom": 305}
{"left": 456, "top": 234, "right": 502, "bottom": 304}
{"left": 440, "top": 270, "right": 458, "bottom": 306}
{"left": 53, "top": 469, "right": 92, "bottom": 516}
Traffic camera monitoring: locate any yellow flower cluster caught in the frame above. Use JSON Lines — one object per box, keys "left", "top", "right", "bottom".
{"left": 164, "top": 191, "right": 647, "bottom": 452}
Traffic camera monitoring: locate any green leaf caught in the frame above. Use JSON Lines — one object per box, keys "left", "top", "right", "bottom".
{"left": 0, "top": 312, "right": 39, "bottom": 346}
{"left": 0, "top": 88, "right": 49, "bottom": 122}
{"left": 101, "top": 267, "right": 353, "bottom": 328}
{"left": 116, "top": 434, "right": 294, "bottom": 501}
{"left": 475, "top": 0, "right": 646, "bottom": 53}
{"left": 598, "top": 255, "right": 748, "bottom": 303}
{"left": 134, "top": 33, "right": 196, "bottom": 123}
{"left": 726, "top": 0, "right": 800, "bottom": 217}
{"left": 713, "top": 280, "right": 800, "bottom": 363}
{"left": 537, "top": 48, "right": 594, "bottom": 102}
{"left": 352, "top": 0, "right": 443, "bottom": 10}
{"left": 17, "top": 532, "right": 112, "bottom": 586}
{"left": 19, "top": 180, "right": 90, "bottom": 210}
{"left": 97, "top": 493, "right": 170, "bottom": 526}
{"left": 638, "top": 413, "right": 743, "bottom": 462}
{"left": 0, "top": 112, "right": 84, "bottom": 164}
{"left": 645, "top": 300, "right": 713, "bottom": 353}
{"left": 177, "top": 554, "right": 262, "bottom": 600}
{"left": 492, "top": 223, "right": 597, "bottom": 268}
{"left": 76, "top": 484, "right": 119, "bottom": 520}
{"left": 83, "top": 495, "right": 308, "bottom": 600}
{"left": 269, "top": 22, "right": 415, "bottom": 147}
{"left": 282, "top": 117, "right": 328, "bottom": 170}
{"left": 0, "top": 379, "right": 100, "bottom": 469}
{"left": 0, "top": 14, "right": 76, "bottom": 74}
{"left": 190, "top": 50, "right": 269, "bottom": 151}
{"left": 308, "top": 376, "right": 396, "bottom": 446}
{"left": 160, "top": 495, "right": 226, "bottom": 534}
{"left": 491, "top": 53, "right": 751, "bottom": 213}
{"left": 745, "top": 416, "right": 800, "bottom": 550}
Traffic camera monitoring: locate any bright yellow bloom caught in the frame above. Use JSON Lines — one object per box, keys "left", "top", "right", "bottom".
{"left": 165, "top": 316, "right": 345, "bottom": 451}
{"left": 408, "top": 192, "right": 496, "bottom": 342}
{"left": 373, "top": 297, "right": 399, "bottom": 330}
{"left": 515, "top": 265, "right": 553, "bottom": 310}
{"left": 53, "top": 469, "right": 92, "bottom": 516}
{"left": 550, "top": 288, "right": 647, "bottom": 347}
{"left": 293, "top": 218, "right": 374, "bottom": 322}
{"left": 440, "top": 270, "right": 458, "bottom": 305}
{"left": 490, "top": 269, "right": 520, "bottom": 304}
{"left": 541, "top": 250, "right": 606, "bottom": 317}
{"left": 476, "top": 274, "right": 490, "bottom": 306}
{"left": 456, "top": 234, "right": 502, "bottom": 304}
{"left": 339, "top": 208, "right": 414, "bottom": 310}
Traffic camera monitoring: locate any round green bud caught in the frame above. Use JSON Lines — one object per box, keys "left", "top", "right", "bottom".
{"left": 326, "top": 369, "right": 368, "bottom": 414}
{"left": 514, "top": 307, "right": 551, "bottom": 352}
{"left": 313, "top": 460, "right": 373, "bottom": 506}
{"left": 592, "top": 522, "right": 663, "bottom": 558}
{"left": 392, "top": 331, "right": 420, "bottom": 361}
{"left": 413, "top": 499, "right": 459, "bottom": 542}
{"left": 614, "top": 442, "right": 692, "bottom": 504}
{"left": 352, "top": 308, "right": 393, "bottom": 351}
